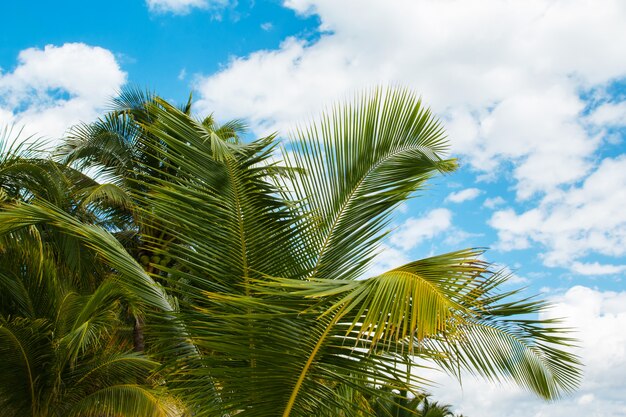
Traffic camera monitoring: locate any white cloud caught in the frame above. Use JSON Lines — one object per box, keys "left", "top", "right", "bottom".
{"left": 0, "top": 43, "right": 126, "bottom": 140}
{"left": 490, "top": 155, "right": 626, "bottom": 273}
{"left": 578, "top": 393, "right": 595, "bottom": 406}
{"left": 195, "top": 0, "right": 626, "bottom": 198}
{"left": 389, "top": 208, "right": 452, "bottom": 251}
{"left": 446, "top": 187, "right": 482, "bottom": 203}
{"left": 483, "top": 196, "right": 505, "bottom": 209}
{"left": 145, "top": 0, "right": 228, "bottom": 14}
{"left": 260, "top": 22, "right": 274, "bottom": 31}
{"left": 571, "top": 262, "right": 626, "bottom": 276}
{"left": 367, "top": 244, "right": 411, "bottom": 277}
{"left": 367, "top": 208, "right": 462, "bottom": 276}
{"left": 588, "top": 101, "right": 626, "bottom": 127}
{"left": 424, "top": 286, "right": 626, "bottom": 417}
{"left": 443, "top": 228, "right": 482, "bottom": 247}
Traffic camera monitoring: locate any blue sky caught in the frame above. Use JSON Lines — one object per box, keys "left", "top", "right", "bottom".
{"left": 0, "top": 0, "right": 320, "bottom": 99}
{"left": 1, "top": 1, "right": 626, "bottom": 416}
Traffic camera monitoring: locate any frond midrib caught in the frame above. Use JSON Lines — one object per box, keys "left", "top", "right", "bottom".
{"left": 307, "top": 142, "right": 441, "bottom": 280}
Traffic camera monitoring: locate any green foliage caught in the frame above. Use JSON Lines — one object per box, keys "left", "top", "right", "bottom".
{"left": 0, "top": 87, "right": 581, "bottom": 417}
{"left": 0, "top": 138, "right": 176, "bottom": 416}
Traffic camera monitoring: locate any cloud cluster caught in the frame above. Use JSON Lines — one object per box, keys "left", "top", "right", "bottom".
{"left": 490, "top": 155, "right": 626, "bottom": 273}
{"left": 588, "top": 101, "right": 626, "bottom": 127}
{"left": 193, "top": 0, "right": 626, "bottom": 277}
{"left": 195, "top": 0, "right": 626, "bottom": 194}
{"left": 425, "top": 285, "right": 626, "bottom": 417}
{"left": 0, "top": 43, "right": 126, "bottom": 141}
{"left": 389, "top": 208, "right": 452, "bottom": 251}
{"left": 483, "top": 196, "right": 505, "bottom": 209}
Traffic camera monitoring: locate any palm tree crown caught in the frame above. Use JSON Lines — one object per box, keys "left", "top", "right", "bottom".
{"left": 0, "top": 87, "right": 581, "bottom": 417}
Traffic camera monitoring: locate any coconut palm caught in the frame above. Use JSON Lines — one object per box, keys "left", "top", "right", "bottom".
{"left": 0, "top": 236, "right": 176, "bottom": 417}
{"left": 0, "top": 131, "right": 177, "bottom": 416}
{"left": 128, "top": 88, "right": 580, "bottom": 416}
{"left": 55, "top": 88, "right": 248, "bottom": 352}
{"left": 418, "top": 395, "right": 454, "bottom": 417}
{"left": 0, "top": 88, "right": 581, "bottom": 417}
{"left": 314, "top": 383, "right": 464, "bottom": 417}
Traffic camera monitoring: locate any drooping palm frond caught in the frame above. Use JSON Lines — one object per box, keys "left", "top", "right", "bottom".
{"left": 0, "top": 181, "right": 177, "bottom": 416}
{"left": 245, "top": 253, "right": 577, "bottom": 417}
{"left": 0, "top": 201, "right": 172, "bottom": 311}
{"left": 0, "top": 129, "right": 67, "bottom": 205}
{"left": 423, "top": 295, "right": 581, "bottom": 400}
{"left": 56, "top": 113, "right": 141, "bottom": 180}
{"left": 110, "top": 85, "right": 157, "bottom": 114}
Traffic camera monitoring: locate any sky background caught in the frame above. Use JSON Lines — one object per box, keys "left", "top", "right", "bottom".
{"left": 1, "top": 1, "right": 625, "bottom": 416}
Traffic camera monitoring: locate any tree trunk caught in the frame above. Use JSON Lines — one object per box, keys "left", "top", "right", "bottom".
{"left": 133, "top": 315, "right": 145, "bottom": 352}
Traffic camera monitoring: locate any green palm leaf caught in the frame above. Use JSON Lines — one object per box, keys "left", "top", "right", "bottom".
{"left": 0, "top": 87, "right": 581, "bottom": 416}
{"left": 284, "top": 88, "right": 456, "bottom": 281}
{"left": 118, "top": 88, "right": 580, "bottom": 416}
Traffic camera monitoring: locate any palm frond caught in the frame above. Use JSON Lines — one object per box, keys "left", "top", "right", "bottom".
{"left": 284, "top": 87, "right": 456, "bottom": 281}
{"left": 0, "top": 317, "right": 51, "bottom": 415}
{"left": 424, "top": 297, "right": 582, "bottom": 399}
{"left": 0, "top": 202, "right": 172, "bottom": 311}
{"left": 65, "top": 384, "right": 176, "bottom": 417}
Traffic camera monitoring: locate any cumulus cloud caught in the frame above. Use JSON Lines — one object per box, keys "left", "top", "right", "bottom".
{"left": 588, "top": 101, "right": 626, "bottom": 127}
{"left": 389, "top": 208, "right": 452, "bottom": 251}
{"left": 367, "top": 244, "right": 411, "bottom": 277}
{"left": 195, "top": 0, "right": 626, "bottom": 198}
{"left": 570, "top": 261, "right": 626, "bottom": 276}
{"left": 0, "top": 43, "right": 126, "bottom": 141}
{"left": 145, "top": 0, "right": 228, "bottom": 15}
{"left": 193, "top": 0, "right": 626, "bottom": 285}
{"left": 483, "top": 196, "right": 505, "bottom": 209}
{"left": 423, "top": 286, "right": 626, "bottom": 417}
{"left": 446, "top": 187, "right": 482, "bottom": 203}
{"left": 489, "top": 155, "right": 626, "bottom": 272}
{"left": 366, "top": 208, "right": 464, "bottom": 276}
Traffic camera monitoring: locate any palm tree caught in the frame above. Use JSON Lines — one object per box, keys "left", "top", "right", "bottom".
{"left": 0, "top": 239, "right": 176, "bottom": 417}
{"left": 131, "top": 88, "right": 580, "bottom": 416}
{"left": 316, "top": 381, "right": 467, "bottom": 417}
{"left": 418, "top": 395, "right": 454, "bottom": 417}
{"left": 55, "top": 88, "right": 248, "bottom": 352}
{"left": 0, "top": 88, "right": 581, "bottom": 417}
{"left": 0, "top": 131, "right": 177, "bottom": 416}
{"left": 368, "top": 386, "right": 424, "bottom": 417}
